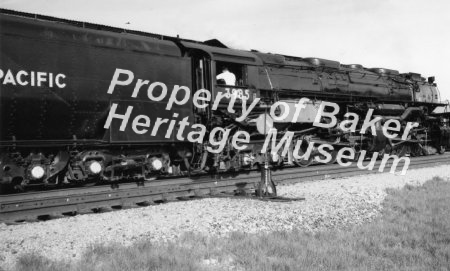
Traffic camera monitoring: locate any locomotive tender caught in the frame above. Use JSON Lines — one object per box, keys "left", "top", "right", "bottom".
{"left": 1, "top": 9, "right": 449, "bottom": 191}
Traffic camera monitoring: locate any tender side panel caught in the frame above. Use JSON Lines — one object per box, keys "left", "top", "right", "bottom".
{"left": 0, "top": 14, "right": 192, "bottom": 145}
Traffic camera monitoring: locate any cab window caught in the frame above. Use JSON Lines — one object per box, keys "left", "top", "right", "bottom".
{"left": 215, "top": 61, "right": 247, "bottom": 86}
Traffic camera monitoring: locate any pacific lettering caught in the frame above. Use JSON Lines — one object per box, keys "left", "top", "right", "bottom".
{"left": 0, "top": 68, "right": 66, "bottom": 88}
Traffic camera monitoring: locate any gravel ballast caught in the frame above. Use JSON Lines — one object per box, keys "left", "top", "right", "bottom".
{"left": 1, "top": 164, "right": 449, "bottom": 269}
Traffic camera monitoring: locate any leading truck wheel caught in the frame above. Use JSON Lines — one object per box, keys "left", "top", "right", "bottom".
{"left": 391, "top": 144, "right": 407, "bottom": 157}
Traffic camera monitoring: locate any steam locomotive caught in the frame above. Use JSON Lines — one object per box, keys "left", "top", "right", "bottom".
{"left": 1, "top": 9, "right": 449, "bottom": 192}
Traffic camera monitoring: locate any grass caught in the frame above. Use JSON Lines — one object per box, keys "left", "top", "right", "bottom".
{"left": 13, "top": 177, "right": 450, "bottom": 271}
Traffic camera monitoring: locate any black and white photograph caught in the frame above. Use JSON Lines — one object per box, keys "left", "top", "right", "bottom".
{"left": 1, "top": 0, "right": 450, "bottom": 270}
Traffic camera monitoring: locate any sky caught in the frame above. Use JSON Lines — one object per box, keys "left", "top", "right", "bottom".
{"left": 1, "top": 0, "right": 450, "bottom": 101}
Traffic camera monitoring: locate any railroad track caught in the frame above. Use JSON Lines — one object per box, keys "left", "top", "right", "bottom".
{"left": 1, "top": 154, "right": 449, "bottom": 223}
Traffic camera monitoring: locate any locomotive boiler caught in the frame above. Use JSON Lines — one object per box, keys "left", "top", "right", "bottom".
{"left": 1, "top": 9, "right": 449, "bottom": 192}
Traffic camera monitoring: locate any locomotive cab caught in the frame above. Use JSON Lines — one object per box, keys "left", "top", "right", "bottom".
{"left": 181, "top": 41, "right": 262, "bottom": 110}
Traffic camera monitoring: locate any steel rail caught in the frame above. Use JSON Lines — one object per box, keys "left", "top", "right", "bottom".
{"left": 1, "top": 154, "right": 449, "bottom": 223}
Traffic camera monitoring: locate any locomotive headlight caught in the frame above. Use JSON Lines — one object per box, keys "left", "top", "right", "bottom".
{"left": 88, "top": 161, "right": 103, "bottom": 175}
{"left": 151, "top": 159, "right": 163, "bottom": 170}
{"left": 30, "top": 165, "right": 45, "bottom": 179}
